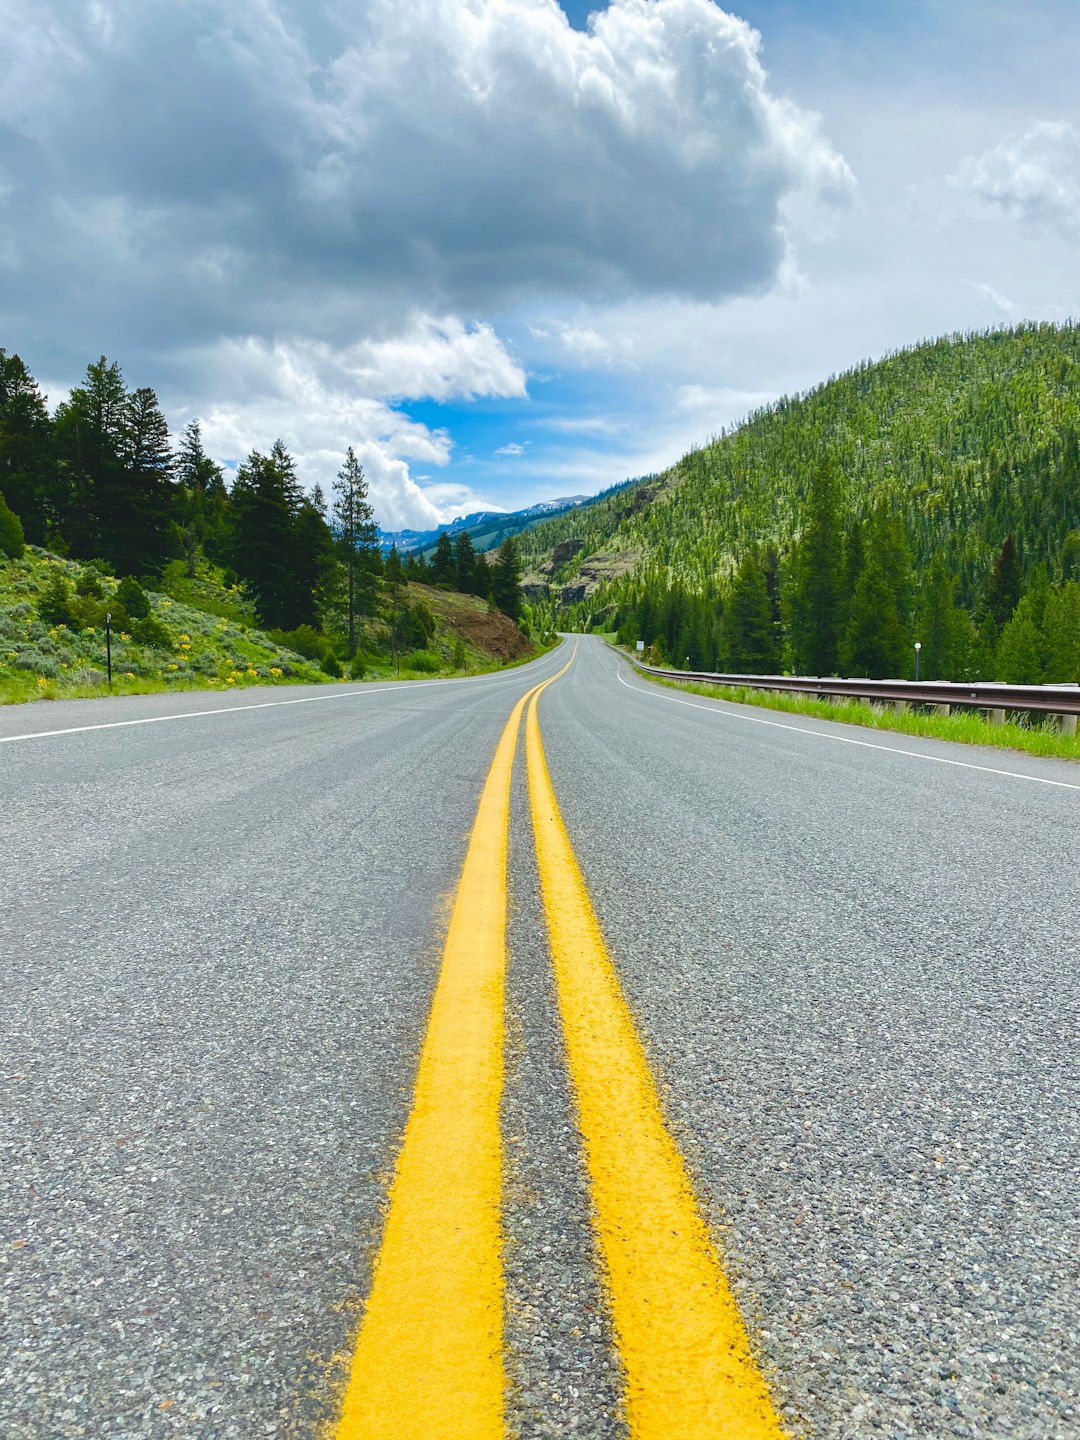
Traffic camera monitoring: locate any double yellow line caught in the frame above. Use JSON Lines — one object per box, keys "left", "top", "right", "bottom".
{"left": 334, "top": 651, "right": 785, "bottom": 1440}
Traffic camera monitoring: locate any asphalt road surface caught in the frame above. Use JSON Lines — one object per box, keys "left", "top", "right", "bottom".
{"left": 2, "top": 636, "right": 1077, "bottom": 1439}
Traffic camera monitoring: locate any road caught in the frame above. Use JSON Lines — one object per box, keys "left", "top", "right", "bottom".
{"left": 1, "top": 635, "right": 1077, "bottom": 1439}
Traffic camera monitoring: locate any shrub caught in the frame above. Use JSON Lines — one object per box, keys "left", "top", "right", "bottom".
{"left": 0, "top": 492, "right": 25, "bottom": 559}
{"left": 267, "top": 623, "right": 325, "bottom": 660}
{"left": 115, "top": 576, "right": 151, "bottom": 620}
{"left": 321, "top": 652, "right": 343, "bottom": 677}
{"left": 132, "top": 614, "right": 172, "bottom": 649}
{"left": 451, "top": 637, "right": 468, "bottom": 670}
{"left": 349, "top": 651, "right": 367, "bottom": 680}
{"left": 39, "top": 572, "right": 75, "bottom": 626}
{"left": 412, "top": 602, "right": 436, "bottom": 639}
{"left": 406, "top": 649, "right": 440, "bottom": 673}
{"left": 76, "top": 568, "right": 105, "bottom": 600}
{"left": 17, "top": 650, "right": 61, "bottom": 678}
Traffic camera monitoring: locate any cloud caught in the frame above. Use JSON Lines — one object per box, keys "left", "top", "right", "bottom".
{"left": 948, "top": 120, "right": 1080, "bottom": 238}
{"left": 494, "top": 442, "right": 527, "bottom": 456}
{"left": 968, "top": 280, "right": 1017, "bottom": 316}
{"left": 1, "top": 0, "right": 852, "bottom": 363}
{"left": 1, "top": 0, "right": 852, "bottom": 525}
{"left": 173, "top": 336, "right": 506, "bottom": 529}
{"left": 675, "top": 382, "right": 776, "bottom": 417}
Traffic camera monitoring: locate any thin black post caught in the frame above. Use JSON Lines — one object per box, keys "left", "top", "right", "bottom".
{"left": 105, "top": 611, "right": 113, "bottom": 685}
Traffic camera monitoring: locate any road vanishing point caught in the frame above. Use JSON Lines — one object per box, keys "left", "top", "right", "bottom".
{"left": 1, "top": 636, "right": 1076, "bottom": 1439}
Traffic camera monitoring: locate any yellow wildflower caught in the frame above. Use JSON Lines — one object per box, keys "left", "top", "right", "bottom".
{"left": 269, "top": 667, "right": 282, "bottom": 677}
{"left": 225, "top": 676, "right": 235, "bottom": 684}
{"left": 86, "top": 626, "right": 95, "bottom": 634}
{"left": 180, "top": 634, "right": 190, "bottom": 642}
{"left": 181, "top": 642, "right": 191, "bottom": 650}
{"left": 37, "top": 675, "right": 48, "bottom": 688}
{"left": 246, "top": 667, "right": 257, "bottom": 676}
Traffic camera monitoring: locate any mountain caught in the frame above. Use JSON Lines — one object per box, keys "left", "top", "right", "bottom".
{"left": 378, "top": 495, "right": 591, "bottom": 555}
{"left": 516, "top": 322, "right": 1080, "bottom": 684}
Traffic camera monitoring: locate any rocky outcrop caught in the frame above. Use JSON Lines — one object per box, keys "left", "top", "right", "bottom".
{"left": 551, "top": 537, "right": 585, "bottom": 566}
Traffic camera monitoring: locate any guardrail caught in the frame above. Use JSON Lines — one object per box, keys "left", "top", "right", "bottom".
{"left": 628, "top": 656, "right": 1080, "bottom": 733}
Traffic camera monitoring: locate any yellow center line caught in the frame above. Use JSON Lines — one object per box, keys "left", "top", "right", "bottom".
{"left": 335, "top": 653, "right": 574, "bottom": 1440}
{"left": 525, "top": 683, "right": 788, "bottom": 1440}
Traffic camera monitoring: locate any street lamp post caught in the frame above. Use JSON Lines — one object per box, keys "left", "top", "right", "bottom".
{"left": 914, "top": 640, "right": 921, "bottom": 682}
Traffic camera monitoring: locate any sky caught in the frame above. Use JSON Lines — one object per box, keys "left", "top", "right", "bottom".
{"left": 3, "top": 0, "right": 1079, "bottom": 530}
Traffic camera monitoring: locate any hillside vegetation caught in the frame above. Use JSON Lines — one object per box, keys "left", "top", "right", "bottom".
{"left": 0, "top": 347, "right": 544, "bottom": 701}
{"left": 520, "top": 322, "right": 1080, "bottom": 683}
{"left": 0, "top": 550, "right": 539, "bottom": 705}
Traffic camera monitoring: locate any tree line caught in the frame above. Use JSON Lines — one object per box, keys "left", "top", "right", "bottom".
{"left": 605, "top": 458, "right": 1080, "bottom": 683}
{"left": 0, "top": 349, "right": 525, "bottom": 656}
{"left": 526, "top": 323, "right": 1080, "bottom": 685}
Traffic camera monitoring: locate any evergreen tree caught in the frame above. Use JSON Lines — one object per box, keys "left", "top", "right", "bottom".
{"left": 726, "top": 551, "right": 778, "bottom": 672}
{"left": 229, "top": 445, "right": 310, "bottom": 629}
{"left": 430, "top": 530, "right": 455, "bottom": 585}
{"left": 491, "top": 535, "right": 523, "bottom": 621}
{"left": 116, "top": 386, "right": 175, "bottom": 574}
{"left": 472, "top": 550, "right": 491, "bottom": 599}
{"left": 1042, "top": 581, "right": 1080, "bottom": 682}
{"left": 293, "top": 486, "right": 337, "bottom": 630}
{"left": 52, "top": 357, "right": 130, "bottom": 561}
{"left": 784, "top": 460, "right": 844, "bottom": 674}
{"left": 454, "top": 532, "right": 476, "bottom": 593}
{"left": 332, "top": 447, "right": 378, "bottom": 656}
{"left": 0, "top": 488, "right": 25, "bottom": 558}
{"left": 916, "top": 557, "right": 964, "bottom": 680}
{"left": 176, "top": 420, "right": 223, "bottom": 493}
{"left": 0, "top": 351, "right": 52, "bottom": 544}
{"left": 996, "top": 599, "right": 1044, "bottom": 683}
{"left": 983, "top": 533, "right": 1024, "bottom": 630}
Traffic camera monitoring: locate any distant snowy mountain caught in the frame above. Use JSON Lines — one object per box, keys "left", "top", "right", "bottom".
{"left": 378, "top": 496, "right": 589, "bottom": 554}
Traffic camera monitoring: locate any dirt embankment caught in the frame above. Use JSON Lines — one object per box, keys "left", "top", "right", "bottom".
{"left": 414, "top": 585, "right": 534, "bottom": 661}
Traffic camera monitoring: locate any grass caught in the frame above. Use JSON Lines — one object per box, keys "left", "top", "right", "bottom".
{"left": 638, "top": 670, "right": 1080, "bottom": 764}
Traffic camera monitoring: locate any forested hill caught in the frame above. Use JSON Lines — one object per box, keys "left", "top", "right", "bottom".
{"left": 520, "top": 322, "right": 1080, "bottom": 684}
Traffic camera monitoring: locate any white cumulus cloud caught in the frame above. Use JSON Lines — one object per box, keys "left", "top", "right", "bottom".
{"left": 949, "top": 120, "right": 1080, "bottom": 238}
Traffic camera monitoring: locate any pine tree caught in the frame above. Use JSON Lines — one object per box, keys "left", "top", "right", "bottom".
{"left": 332, "top": 447, "right": 378, "bottom": 656}
{"left": 983, "top": 534, "right": 1024, "bottom": 630}
{"left": 0, "top": 351, "right": 52, "bottom": 544}
{"left": 229, "top": 446, "right": 309, "bottom": 629}
{"left": 430, "top": 531, "right": 455, "bottom": 585}
{"left": 0, "top": 488, "right": 25, "bottom": 559}
{"left": 784, "top": 460, "right": 844, "bottom": 674}
{"left": 454, "top": 532, "right": 476, "bottom": 593}
{"left": 472, "top": 550, "right": 491, "bottom": 599}
{"left": 917, "top": 557, "right": 962, "bottom": 680}
{"left": 1043, "top": 581, "right": 1080, "bottom": 682}
{"left": 726, "top": 551, "right": 778, "bottom": 672}
{"left": 176, "top": 420, "right": 224, "bottom": 493}
{"left": 996, "top": 599, "right": 1044, "bottom": 683}
{"left": 52, "top": 357, "right": 130, "bottom": 561}
{"left": 116, "top": 386, "right": 175, "bottom": 575}
{"left": 491, "top": 535, "right": 523, "bottom": 621}
{"left": 293, "top": 486, "right": 337, "bottom": 630}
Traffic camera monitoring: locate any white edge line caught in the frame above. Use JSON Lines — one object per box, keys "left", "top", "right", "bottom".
{"left": 617, "top": 665, "right": 1080, "bottom": 793}
{"left": 0, "top": 653, "right": 565, "bottom": 747}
